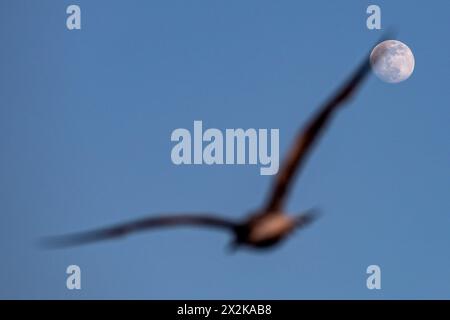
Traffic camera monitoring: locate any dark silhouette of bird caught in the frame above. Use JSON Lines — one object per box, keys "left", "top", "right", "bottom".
{"left": 43, "top": 37, "right": 387, "bottom": 251}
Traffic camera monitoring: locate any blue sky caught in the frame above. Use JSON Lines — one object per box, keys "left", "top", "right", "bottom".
{"left": 1, "top": 0, "right": 449, "bottom": 299}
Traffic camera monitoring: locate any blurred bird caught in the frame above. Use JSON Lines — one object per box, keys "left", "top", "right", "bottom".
{"left": 43, "top": 37, "right": 386, "bottom": 251}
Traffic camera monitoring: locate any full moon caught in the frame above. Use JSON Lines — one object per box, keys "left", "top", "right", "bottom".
{"left": 370, "top": 40, "right": 415, "bottom": 83}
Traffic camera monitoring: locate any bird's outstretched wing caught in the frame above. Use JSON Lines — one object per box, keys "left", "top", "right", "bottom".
{"left": 264, "top": 37, "right": 388, "bottom": 213}
{"left": 42, "top": 214, "right": 237, "bottom": 248}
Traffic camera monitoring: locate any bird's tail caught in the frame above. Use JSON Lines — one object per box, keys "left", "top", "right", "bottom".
{"left": 295, "top": 208, "right": 321, "bottom": 229}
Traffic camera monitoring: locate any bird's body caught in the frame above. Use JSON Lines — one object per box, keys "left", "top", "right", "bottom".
{"left": 43, "top": 36, "right": 388, "bottom": 251}
{"left": 233, "top": 213, "right": 299, "bottom": 249}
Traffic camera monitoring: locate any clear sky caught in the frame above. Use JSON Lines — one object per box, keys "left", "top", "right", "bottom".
{"left": 1, "top": 0, "right": 449, "bottom": 299}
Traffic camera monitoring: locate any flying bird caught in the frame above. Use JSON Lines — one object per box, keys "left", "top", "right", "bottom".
{"left": 44, "top": 38, "right": 386, "bottom": 251}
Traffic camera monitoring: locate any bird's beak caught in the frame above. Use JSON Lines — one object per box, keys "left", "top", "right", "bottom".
{"left": 226, "top": 240, "right": 240, "bottom": 254}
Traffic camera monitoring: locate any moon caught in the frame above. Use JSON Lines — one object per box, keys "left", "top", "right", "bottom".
{"left": 370, "top": 40, "right": 415, "bottom": 83}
